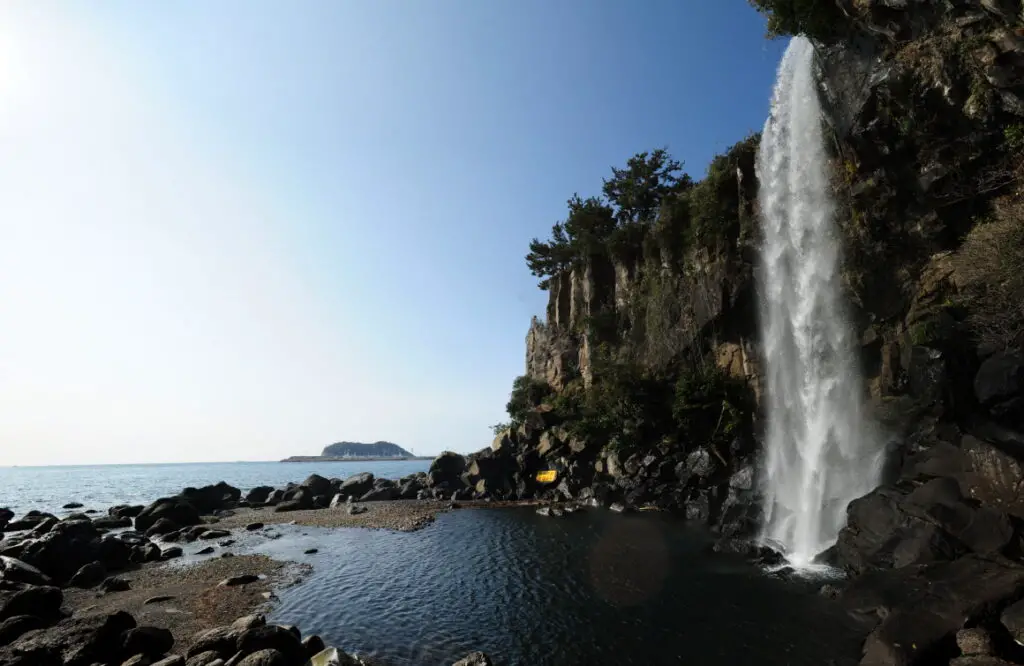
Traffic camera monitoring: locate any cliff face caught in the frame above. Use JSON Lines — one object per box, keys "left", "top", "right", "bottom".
{"left": 454, "top": 0, "right": 1024, "bottom": 559}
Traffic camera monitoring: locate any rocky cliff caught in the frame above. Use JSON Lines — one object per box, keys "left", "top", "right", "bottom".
{"left": 434, "top": 2, "right": 1024, "bottom": 664}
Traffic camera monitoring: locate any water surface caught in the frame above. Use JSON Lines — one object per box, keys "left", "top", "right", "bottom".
{"left": 248, "top": 508, "right": 863, "bottom": 666}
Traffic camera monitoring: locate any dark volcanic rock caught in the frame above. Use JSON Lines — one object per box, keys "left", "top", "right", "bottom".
{"left": 68, "top": 561, "right": 106, "bottom": 589}
{"left": 0, "top": 557, "right": 50, "bottom": 586}
{"left": 1, "top": 610, "right": 135, "bottom": 665}
{"left": 134, "top": 499, "right": 200, "bottom": 534}
{"left": 428, "top": 452, "right": 466, "bottom": 488}
{"left": 845, "top": 556, "right": 1024, "bottom": 666}
{"left": 0, "top": 615, "right": 44, "bottom": 648}
{"left": 100, "top": 576, "right": 131, "bottom": 594}
{"left": 235, "top": 625, "right": 303, "bottom": 664}
{"left": 121, "top": 626, "right": 174, "bottom": 659}
{"left": 0, "top": 586, "right": 62, "bottom": 622}
{"left": 92, "top": 516, "right": 133, "bottom": 530}
{"left": 338, "top": 473, "right": 375, "bottom": 498}
{"left": 299, "top": 475, "right": 331, "bottom": 497}
{"left": 179, "top": 482, "right": 241, "bottom": 514}
{"left": 235, "top": 649, "right": 290, "bottom": 666}
{"left": 974, "top": 351, "right": 1024, "bottom": 425}
{"left": 145, "top": 518, "right": 181, "bottom": 538}
{"left": 244, "top": 487, "right": 273, "bottom": 505}
{"left": 109, "top": 505, "right": 145, "bottom": 519}
{"left": 61, "top": 503, "right": 83, "bottom": 510}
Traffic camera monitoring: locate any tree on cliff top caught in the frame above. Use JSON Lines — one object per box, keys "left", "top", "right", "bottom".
{"left": 748, "top": 0, "right": 848, "bottom": 42}
{"left": 525, "top": 150, "right": 688, "bottom": 288}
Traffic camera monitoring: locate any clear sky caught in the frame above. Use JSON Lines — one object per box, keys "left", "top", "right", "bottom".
{"left": 0, "top": 1, "right": 788, "bottom": 466}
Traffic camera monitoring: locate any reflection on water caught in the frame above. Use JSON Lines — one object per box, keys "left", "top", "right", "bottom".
{"left": 251, "top": 508, "right": 863, "bottom": 666}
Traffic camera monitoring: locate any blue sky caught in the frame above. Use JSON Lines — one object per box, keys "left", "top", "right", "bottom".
{"left": 0, "top": 1, "right": 787, "bottom": 465}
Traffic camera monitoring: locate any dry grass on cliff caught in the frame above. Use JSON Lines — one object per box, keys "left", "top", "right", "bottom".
{"left": 954, "top": 193, "right": 1024, "bottom": 350}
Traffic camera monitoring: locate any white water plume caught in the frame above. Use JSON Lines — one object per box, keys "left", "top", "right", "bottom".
{"left": 755, "top": 37, "right": 885, "bottom": 567}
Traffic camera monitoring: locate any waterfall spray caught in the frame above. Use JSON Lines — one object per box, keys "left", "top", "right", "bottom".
{"left": 755, "top": 37, "right": 885, "bottom": 567}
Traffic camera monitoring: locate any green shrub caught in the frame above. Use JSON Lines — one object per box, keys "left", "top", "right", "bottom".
{"left": 506, "top": 375, "right": 553, "bottom": 425}
{"left": 1005, "top": 124, "right": 1024, "bottom": 152}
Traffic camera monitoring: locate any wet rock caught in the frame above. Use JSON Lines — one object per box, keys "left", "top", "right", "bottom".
{"left": 109, "top": 505, "right": 145, "bottom": 519}
{"left": 957, "top": 627, "right": 994, "bottom": 656}
{"left": 219, "top": 540, "right": 235, "bottom": 548}
{"left": 134, "top": 498, "right": 201, "bottom": 534}
{"left": 219, "top": 575, "right": 259, "bottom": 587}
{"left": 61, "top": 503, "right": 83, "bottom": 510}
{"left": 100, "top": 576, "right": 131, "bottom": 593}
{"left": 452, "top": 651, "right": 493, "bottom": 666}
{"left": 196, "top": 547, "right": 215, "bottom": 556}
{"left": 132, "top": 543, "right": 162, "bottom": 564}
{"left": 199, "top": 530, "right": 230, "bottom": 541}
{"left": 121, "top": 626, "right": 174, "bottom": 658}
{"left": 535, "top": 506, "right": 551, "bottom": 517}
{"left": 346, "top": 505, "right": 366, "bottom": 516}
{"left": 144, "top": 595, "right": 176, "bottom": 605}
{"left": 30, "top": 518, "right": 58, "bottom": 536}
{"left": 608, "top": 502, "right": 630, "bottom": 513}
{"left": 235, "top": 625, "right": 303, "bottom": 664}
{"left": 974, "top": 351, "right": 1024, "bottom": 414}
{"left": 0, "top": 510, "right": 11, "bottom": 531}
{"left": 0, "top": 557, "right": 50, "bottom": 586}
{"left": 93, "top": 516, "right": 133, "bottom": 529}
{"left": 244, "top": 523, "right": 264, "bottom": 532}
{"left": 0, "top": 585, "right": 62, "bottom": 622}
{"left": 303, "top": 549, "right": 318, "bottom": 555}
{"left": 160, "top": 547, "right": 183, "bottom": 560}
{"left": 144, "top": 518, "right": 182, "bottom": 539}
{"left": 0, "top": 615, "right": 44, "bottom": 647}
{"left": 68, "top": 561, "right": 106, "bottom": 589}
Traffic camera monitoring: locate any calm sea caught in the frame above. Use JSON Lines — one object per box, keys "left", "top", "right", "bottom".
{"left": 0, "top": 460, "right": 430, "bottom": 516}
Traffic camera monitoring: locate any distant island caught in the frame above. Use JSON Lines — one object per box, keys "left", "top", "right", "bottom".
{"left": 280, "top": 440, "right": 431, "bottom": 463}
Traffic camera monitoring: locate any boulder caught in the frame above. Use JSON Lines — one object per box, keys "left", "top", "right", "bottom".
{"left": 61, "top": 503, "right": 83, "bottom": 510}
{"left": 956, "top": 627, "right": 994, "bottom": 656}
{"left": 427, "top": 452, "right": 466, "bottom": 488}
{"left": 121, "top": 626, "right": 174, "bottom": 658}
{"left": 0, "top": 586, "right": 62, "bottom": 622}
{"left": 271, "top": 501, "right": 305, "bottom": 513}
{"left": 109, "top": 505, "right": 145, "bottom": 519}
{"left": 151, "top": 656, "right": 185, "bottom": 666}
{"left": 186, "top": 626, "right": 238, "bottom": 659}
{"left": 234, "top": 625, "right": 303, "bottom": 664}
{"left": 1, "top": 610, "right": 135, "bottom": 665}
{"left": 0, "top": 510, "right": 12, "bottom": 531}
{"left": 0, "top": 615, "right": 44, "bottom": 648}
{"left": 358, "top": 485, "right": 400, "bottom": 502}
{"left": 179, "top": 483, "right": 241, "bottom": 514}
{"left": 974, "top": 351, "right": 1024, "bottom": 407}
{"left": 244, "top": 487, "right": 273, "bottom": 505}
{"left": 301, "top": 635, "right": 325, "bottom": 660}
{"left": 0, "top": 557, "right": 50, "bottom": 586}
{"left": 145, "top": 519, "right": 181, "bottom": 538}
{"left": 235, "top": 649, "right": 290, "bottom": 666}
{"left": 68, "top": 561, "right": 107, "bottom": 589}
{"left": 93, "top": 516, "right": 133, "bottom": 530}
{"left": 332, "top": 473, "right": 371, "bottom": 499}
{"left": 100, "top": 576, "right": 131, "bottom": 594}
{"left": 452, "top": 652, "right": 493, "bottom": 666}
{"left": 244, "top": 523, "right": 264, "bottom": 532}
{"left": 961, "top": 435, "right": 1024, "bottom": 518}
{"left": 846, "top": 556, "right": 1024, "bottom": 666}
{"left": 198, "top": 530, "right": 230, "bottom": 541}
{"left": 219, "top": 575, "right": 259, "bottom": 587}
{"left": 299, "top": 475, "right": 332, "bottom": 497}
{"left": 230, "top": 615, "right": 265, "bottom": 632}
{"left": 134, "top": 498, "right": 201, "bottom": 534}
{"left": 160, "top": 547, "right": 183, "bottom": 560}
{"left": 184, "top": 650, "right": 224, "bottom": 665}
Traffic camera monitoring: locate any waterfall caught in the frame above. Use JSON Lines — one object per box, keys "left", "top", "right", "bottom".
{"left": 755, "top": 37, "right": 884, "bottom": 567}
